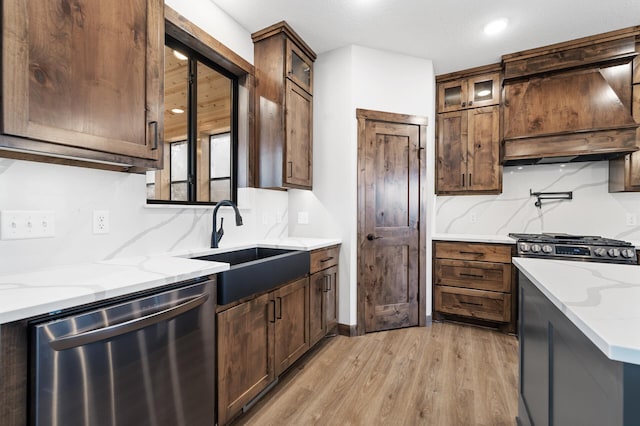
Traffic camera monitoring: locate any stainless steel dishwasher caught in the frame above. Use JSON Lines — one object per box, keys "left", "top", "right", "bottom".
{"left": 29, "top": 278, "right": 216, "bottom": 426}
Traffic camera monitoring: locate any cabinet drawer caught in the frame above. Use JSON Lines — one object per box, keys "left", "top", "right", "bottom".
{"left": 434, "top": 285, "right": 511, "bottom": 323}
{"left": 435, "top": 241, "right": 512, "bottom": 263}
{"left": 435, "top": 259, "right": 511, "bottom": 293}
{"left": 310, "top": 245, "right": 339, "bottom": 273}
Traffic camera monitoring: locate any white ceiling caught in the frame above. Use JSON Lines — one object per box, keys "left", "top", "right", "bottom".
{"left": 210, "top": 0, "right": 640, "bottom": 75}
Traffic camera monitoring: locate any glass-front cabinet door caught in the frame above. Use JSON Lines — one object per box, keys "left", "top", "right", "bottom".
{"left": 286, "top": 40, "right": 313, "bottom": 94}
{"left": 438, "top": 72, "right": 500, "bottom": 112}
{"left": 467, "top": 73, "right": 500, "bottom": 108}
{"left": 438, "top": 80, "right": 468, "bottom": 113}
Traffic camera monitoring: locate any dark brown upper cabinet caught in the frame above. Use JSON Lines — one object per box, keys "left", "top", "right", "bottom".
{"left": 1, "top": 0, "right": 164, "bottom": 171}
{"left": 438, "top": 72, "right": 500, "bottom": 113}
{"left": 436, "top": 64, "right": 502, "bottom": 195}
{"left": 610, "top": 48, "right": 640, "bottom": 192}
{"left": 502, "top": 28, "right": 640, "bottom": 166}
{"left": 253, "top": 21, "right": 316, "bottom": 190}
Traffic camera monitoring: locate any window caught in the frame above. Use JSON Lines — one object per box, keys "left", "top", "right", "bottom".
{"left": 146, "top": 37, "right": 237, "bottom": 204}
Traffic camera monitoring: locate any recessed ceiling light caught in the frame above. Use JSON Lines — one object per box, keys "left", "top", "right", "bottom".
{"left": 173, "top": 50, "right": 188, "bottom": 61}
{"left": 170, "top": 108, "right": 185, "bottom": 114}
{"left": 484, "top": 18, "right": 508, "bottom": 35}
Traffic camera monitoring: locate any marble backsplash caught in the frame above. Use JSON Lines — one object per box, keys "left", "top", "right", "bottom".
{"left": 0, "top": 158, "right": 288, "bottom": 274}
{"left": 435, "top": 161, "right": 640, "bottom": 243}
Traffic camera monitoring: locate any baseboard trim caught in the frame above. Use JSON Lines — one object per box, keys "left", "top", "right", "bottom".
{"left": 425, "top": 315, "right": 432, "bottom": 326}
{"left": 337, "top": 323, "right": 358, "bottom": 337}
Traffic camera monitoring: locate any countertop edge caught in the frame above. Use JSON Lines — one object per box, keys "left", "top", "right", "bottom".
{"left": 0, "top": 237, "right": 341, "bottom": 325}
{"left": 513, "top": 257, "right": 640, "bottom": 365}
{"left": 432, "top": 233, "right": 516, "bottom": 244}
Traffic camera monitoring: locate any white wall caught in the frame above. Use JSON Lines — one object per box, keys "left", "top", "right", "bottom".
{"left": 436, "top": 161, "right": 640, "bottom": 243}
{"left": 289, "top": 45, "right": 436, "bottom": 325}
{"left": 165, "top": 0, "right": 254, "bottom": 64}
{"left": 0, "top": 0, "right": 290, "bottom": 275}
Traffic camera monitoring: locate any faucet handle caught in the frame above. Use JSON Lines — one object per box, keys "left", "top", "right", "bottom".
{"left": 216, "top": 217, "right": 225, "bottom": 244}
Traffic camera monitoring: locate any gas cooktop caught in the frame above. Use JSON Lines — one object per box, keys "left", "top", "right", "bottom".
{"left": 509, "top": 233, "right": 637, "bottom": 264}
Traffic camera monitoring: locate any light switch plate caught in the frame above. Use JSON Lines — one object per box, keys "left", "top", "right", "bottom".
{"left": 0, "top": 210, "right": 55, "bottom": 240}
{"left": 626, "top": 213, "right": 637, "bottom": 226}
{"left": 297, "top": 211, "right": 309, "bottom": 224}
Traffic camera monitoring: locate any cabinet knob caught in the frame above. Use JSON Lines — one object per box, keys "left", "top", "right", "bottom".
{"left": 461, "top": 102, "right": 467, "bottom": 107}
{"left": 468, "top": 101, "right": 473, "bottom": 106}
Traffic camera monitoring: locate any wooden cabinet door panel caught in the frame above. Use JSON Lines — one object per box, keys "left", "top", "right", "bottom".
{"left": 286, "top": 39, "right": 313, "bottom": 94}
{"left": 467, "top": 73, "right": 500, "bottom": 108}
{"left": 309, "top": 271, "right": 326, "bottom": 347}
{"left": 217, "top": 293, "right": 274, "bottom": 425}
{"left": 438, "top": 79, "right": 468, "bottom": 113}
{"left": 467, "top": 106, "right": 500, "bottom": 192}
{"left": 324, "top": 265, "right": 338, "bottom": 332}
{"left": 2, "top": 0, "right": 163, "bottom": 161}
{"left": 285, "top": 80, "right": 312, "bottom": 188}
{"left": 274, "top": 277, "right": 310, "bottom": 376}
{"left": 436, "top": 111, "right": 467, "bottom": 193}
{"left": 435, "top": 259, "right": 511, "bottom": 293}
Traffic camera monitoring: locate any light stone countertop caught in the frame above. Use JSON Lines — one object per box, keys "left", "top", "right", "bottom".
{"left": 513, "top": 257, "right": 640, "bottom": 365}
{"left": 432, "top": 233, "right": 517, "bottom": 244}
{"left": 0, "top": 237, "right": 341, "bottom": 325}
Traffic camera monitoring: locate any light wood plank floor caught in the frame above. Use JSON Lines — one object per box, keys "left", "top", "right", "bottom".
{"left": 234, "top": 322, "right": 519, "bottom": 426}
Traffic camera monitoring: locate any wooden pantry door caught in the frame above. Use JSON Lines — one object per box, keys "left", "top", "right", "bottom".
{"left": 356, "top": 109, "right": 427, "bottom": 334}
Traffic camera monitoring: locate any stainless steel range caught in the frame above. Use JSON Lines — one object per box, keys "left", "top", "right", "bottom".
{"left": 509, "top": 233, "right": 638, "bottom": 264}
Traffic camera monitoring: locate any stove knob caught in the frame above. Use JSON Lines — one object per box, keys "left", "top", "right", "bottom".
{"left": 531, "top": 244, "right": 541, "bottom": 253}
{"left": 621, "top": 249, "right": 635, "bottom": 258}
{"left": 608, "top": 248, "right": 620, "bottom": 258}
{"left": 542, "top": 244, "right": 553, "bottom": 253}
{"left": 519, "top": 242, "right": 531, "bottom": 252}
{"left": 594, "top": 248, "right": 607, "bottom": 257}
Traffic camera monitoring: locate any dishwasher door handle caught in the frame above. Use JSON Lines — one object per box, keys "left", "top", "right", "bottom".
{"left": 49, "top": 293, "right": 210, "bottom": 351}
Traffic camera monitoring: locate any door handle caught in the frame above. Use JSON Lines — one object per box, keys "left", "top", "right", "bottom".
{"left": 49, "top": 294, "right": 209, "bottom": 351}
{"left": 367, "top": 234, "right": 382, "bottom": 241}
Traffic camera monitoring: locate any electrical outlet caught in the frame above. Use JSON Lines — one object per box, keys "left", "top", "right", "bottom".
{"left": 626, "top": 213, "right": 637, "bottom": 227}
{"left": 469, "top": 213, "right": 478, "bottom": 223}
{"left": 93, "top": 210, "right": 110, "bottom": 234}
{"left": 0, "top": 210, "right": 55, "bottom": 240}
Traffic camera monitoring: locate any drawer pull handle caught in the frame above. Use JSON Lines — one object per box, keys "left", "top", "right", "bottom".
{"left": 459, "top": 273, "right": 484, "bottom": 279}
{"left": 459, "top": 251, "right": 484, "bottom": 256}
{"left": 320, "top": 256, "right": 334, "bottom": 263}
{"left": 460, "top": 301, "right": 483, "bottom": 307}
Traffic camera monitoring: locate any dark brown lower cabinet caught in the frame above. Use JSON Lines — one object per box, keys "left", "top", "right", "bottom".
{"left": 217, "top": 276, "right": 310, "bottom": 425}
{"left": 309, "top": 265, "right": 338, "bottom": 347}
{"left": 274, "top": 277, "right": 310, "bottom": 375}
{"left": 433, "top": 241, "right": 517, "bottom": 333}
{"left": 217, "top": 292, "right": 274, "bottom": 426}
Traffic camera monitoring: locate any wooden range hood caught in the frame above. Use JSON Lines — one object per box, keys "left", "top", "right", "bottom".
{"left": 501, "top": 27, "right": 640, "bottom": 165}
